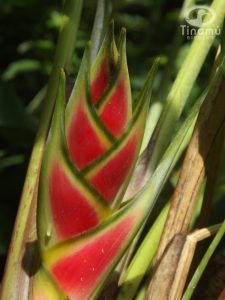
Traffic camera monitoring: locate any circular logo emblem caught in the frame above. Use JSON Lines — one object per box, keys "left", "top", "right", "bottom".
{"left": 185, "top": 5, "right": 215, "bottom": 27}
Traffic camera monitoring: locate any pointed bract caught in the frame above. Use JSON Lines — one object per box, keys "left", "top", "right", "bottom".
{"left": 90, "top": 21, "right": 119, "bottom": 104}
{"left": 96, "top": 29, "right": 132, "bottom": 138}
{"left": 42, "top": 78, "right": 195, "bottom": 299}
{"left": 37, "top": 26, "right": 160, "bottom": 300}
{"left": 84, "top": 93, "right": 149, "bottom": 203}
{"left": 65, "top": 48, "right": 115, "bottom": 169}
{"left": 37, "top": 71, "right": 111, "bottom": 249}
{"left": 84, "top": 58, "right": 159, "bottom": 204}
{"left": 43, "top": 200, "right": 145, "bottom": 300}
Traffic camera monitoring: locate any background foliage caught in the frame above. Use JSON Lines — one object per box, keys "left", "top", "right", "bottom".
{"left": 0, "top": 0, "right": 222, "bottom": 283}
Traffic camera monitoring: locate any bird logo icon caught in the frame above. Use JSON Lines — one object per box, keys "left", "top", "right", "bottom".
{"left": 185, "top": 5, "right": 215, "bottom": 28}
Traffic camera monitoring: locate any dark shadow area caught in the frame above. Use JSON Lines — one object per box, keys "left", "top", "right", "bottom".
{"left": 22, "top": 240, "right": 40, "bottom": 277}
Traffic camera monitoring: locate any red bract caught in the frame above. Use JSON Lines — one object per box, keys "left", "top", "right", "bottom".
{"left": 36, "top": 25, "right": 158, "bottom": 300}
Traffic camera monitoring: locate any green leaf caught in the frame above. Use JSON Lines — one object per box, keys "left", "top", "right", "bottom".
{"left": 117, "top": 201, "right": 170, "bottom": 300}
{"left": 2, "top": 59, "right": 43, "bottom": 80}
{"left": 145, "top": 0, "right": 225, "bottom": 176}
{"left": 0, "top": 1, "right": 84, "bottom": 299}
{"left": 124, "top": 64, "right": 221, "bottom": 201}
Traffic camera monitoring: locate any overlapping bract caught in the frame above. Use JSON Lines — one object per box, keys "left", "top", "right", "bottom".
{"left": 36, "top": 26, "right": 158, "bottom": 300}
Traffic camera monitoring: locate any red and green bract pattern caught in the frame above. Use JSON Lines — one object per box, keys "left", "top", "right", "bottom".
{"left": 36, "top": 26, "right": 157, "bottom": 300}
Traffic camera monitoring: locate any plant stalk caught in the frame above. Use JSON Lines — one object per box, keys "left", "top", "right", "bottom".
{"left": 149, "top": 0, "right": 225, "bottom": 174}
{"left": 146, "top": 72, "right": 225, "bottom": 299}
{"left": 0, "top": 1, "right": 83, "bottom": 299}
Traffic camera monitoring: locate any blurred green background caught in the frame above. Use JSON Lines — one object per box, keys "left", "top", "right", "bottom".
{"left": 0, "top": 0, "right": 222, "bottom": 281}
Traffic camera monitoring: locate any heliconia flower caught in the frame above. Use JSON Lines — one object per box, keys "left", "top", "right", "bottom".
{"left": 35, "top": 24, "right": 158, "bottom": 300}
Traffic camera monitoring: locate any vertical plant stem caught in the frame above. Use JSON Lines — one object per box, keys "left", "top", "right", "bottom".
{"left": 188, "top": 115, "right": 225, "bottom": 279}
{"left": 117, "top": 202, "right": 170, "bottom": 300}
{"left": 0, "top": 1, "right": 83, "bottom": 299}
{"left": 140, "top": 0, "right": 195, "bottom": 154}
{"left": 149, "top": 0, "right": 225, "bottom": 174}
{"left": 154, "top": 0, "right": 195, "bottom": 102}
{"left": 146, "top": 74, "right": 225, "bottom": 299}
{"left": 156, "top": 75, "right": 224, "bottom": 262}
{"left": 126, "top": 0, "right": 225, "bottom": 200}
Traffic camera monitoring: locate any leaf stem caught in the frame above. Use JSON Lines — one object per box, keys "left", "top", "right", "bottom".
{"left": 149, "top": 0, "right": 225, "bottom": 174}
{"left": 0, "top": 1, "right": 83, "bottom": 299}
{"left": 117, "top": 202, "right": 170, "bottom": 300}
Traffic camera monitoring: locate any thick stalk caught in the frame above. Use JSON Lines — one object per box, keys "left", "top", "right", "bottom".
{"left": 146, "top": 74, "right": 225, "bottom": 299}
{"left": 140, "top": 0, "right": 196, "bottom": 154}
{"left": 125, "top": 0, "right": 225, "bottom": 200}
{"left": 117, "top": 202, "right": 170, "bottom": 300}
{"left": 0, "top": 1, "right": 83, "bottom": 299}
{"left": 149, "top": 0, "right": 225, "bottom": 174}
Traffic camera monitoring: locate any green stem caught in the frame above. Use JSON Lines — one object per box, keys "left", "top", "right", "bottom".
{"left": 182, "top": 220, "right": 225, "bottom": 300}
{"left": 155, "top": 0, "right": 195, "bottom": 101}
{"left": 149, "top": 0, "right": 225, "bottom": 174}
{"left": 0, "top": 1, "right": 83, "bottom": 299}
{"left": 117, "top": 202, "right": 170, "bottom": 300}
{"left": 140, "top": 0, "right": 195, "bottom": 154}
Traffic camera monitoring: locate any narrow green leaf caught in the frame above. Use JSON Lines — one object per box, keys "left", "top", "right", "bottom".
{"left": 125, "top": 63, "right": 222, "bottom": 200}
{"left": 2, "top": 59, "right": 42, "bottom": 80}
{"left": 146, "top": 0, "right": 225, "bottom": 175}
{"left": 0, "top": 1, "right": 84, "bottom": 299}
{"left": 117, "top": 202, "right": 170, "bottom": 300}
